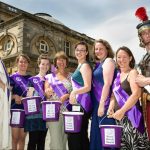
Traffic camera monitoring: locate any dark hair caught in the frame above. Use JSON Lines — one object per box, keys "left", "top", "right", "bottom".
{"left": 16, "top": 53, "right": 30, "bottom": 64}
{"left": 93, "top": 39, "right": 114, "bottom": 61}
{"left": 37, "top": 54, "right": 50, "bottom": 65}
{"left": 53, "top": 51, "right": 69, "bottom": 67}
{"left": 116, "top": 46, "right": 135, "bottom": 68}
{"left": 75, "top": 41, "right": 89, "bottom": 61}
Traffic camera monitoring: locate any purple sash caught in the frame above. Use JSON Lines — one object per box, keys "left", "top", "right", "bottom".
{"left": 113, "top": 71, "right": 144, "bottom": 133}
{"left": 11, "top": 72, "right": 28, "bottom": 92}
{"left": 92, "top": 78, "right": 110, "bottom": 108}
{"left": 71, "top": 78, "right": 92, "bottom": 113}
{"left": 46, "top": 73, "right": 71, "bottom": 110}
{"left": 29, "top": 76, "right": 46, "bottom": 101}
{"left": 92, "top": 62, "right": 111, "bottom": 108}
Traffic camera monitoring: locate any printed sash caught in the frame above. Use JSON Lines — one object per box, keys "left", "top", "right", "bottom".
{"left": 47, "top": 73, "right": 71, "bottom": 110}
{"left": 11, "top": 72, "right": 28, "bottom": 96}
{"left": 71, "top": 78, "right": 92, "bottom": 113}
{"left": 92, "top": 63, "right": 110, "bottom": 107}
{"left": 112, "top": 71, "right": 144, "bottom": 134}
{"left": 29, "top": 76, "right": 46, "bottom": 101}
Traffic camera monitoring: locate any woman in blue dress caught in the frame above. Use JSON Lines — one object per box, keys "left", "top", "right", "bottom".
{"left": 10, "top": 54, "right": 31, "bottom": 150}
{"left": 25, "top": 54, "right": 50, "bottom": 150}
{"left": 90, "top": 39, "right": 117, "bottom": 150}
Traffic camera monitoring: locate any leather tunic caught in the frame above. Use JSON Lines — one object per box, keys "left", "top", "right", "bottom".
{"left": 139, "top": 53, "right": 150, "bottom": 77}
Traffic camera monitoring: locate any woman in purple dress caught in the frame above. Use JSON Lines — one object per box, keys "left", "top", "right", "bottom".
{"left": 10, "top": 54, "right": 31, "bottom": 150}
{"left": 90, "top": 39, "right": 116, "bottom": 150}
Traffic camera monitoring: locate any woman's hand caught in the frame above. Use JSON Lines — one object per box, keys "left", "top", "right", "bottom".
{"left": 98, "top": 101, "right": 105, "bottom": 117}
{"left": 45, "top": 87, "right": 54, "bottom": 99}
{"left": 60, "top": 94, "right": 69, "bottom": 103}
{"left": 107, "top": 107, "right": 114, "bottom": 118}
{"left": 107, "top": 95, "right": 115, "bottom": 118}
{"left": 112, "top": 109, "right": 125, "bottom": 121}
{"left": 69, "top": 91, "right": 77, "bottom": 104}
{"left": 27, "top": 87, "right": 35, "bottom": 97}
{"left": 14, "top": 94, "right": 22, "bottom": 104}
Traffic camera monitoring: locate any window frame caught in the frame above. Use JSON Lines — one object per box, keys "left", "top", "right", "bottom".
{"left": 39, "top": 40, "right": 49, "bottom": 53}
{"left": 64, "top": 41, "right": 71, "bottom": 56}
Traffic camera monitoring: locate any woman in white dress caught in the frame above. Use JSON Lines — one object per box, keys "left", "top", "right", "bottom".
{"left": 0, "top": 58, "right": 11, "bottom": 149}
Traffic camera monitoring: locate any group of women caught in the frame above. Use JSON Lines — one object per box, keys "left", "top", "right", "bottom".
{"left": 0, "top": 39, "right": 149, "bottom": 150}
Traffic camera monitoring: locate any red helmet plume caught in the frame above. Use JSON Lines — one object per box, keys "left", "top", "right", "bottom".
{"left": 135, "top": 7, "right": 148, "bottom": 22}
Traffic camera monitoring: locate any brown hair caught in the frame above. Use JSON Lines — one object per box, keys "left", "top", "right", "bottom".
{"left": 75, "top": 41, "right": 89, "bottom": 61}
{"left": 16, "top": 53, "right": 30, "bottom": 64}
{"left": 94, "top": 39, "right": 114, "bottom": 61}
{"left": 116, "top": 46, "right": 135, "bottom": 69}
{"left": 53, "top": 51, "right": 69, "bottom": 67}
{"left": 37, "top": 54, "right": 50, "bottom": 65}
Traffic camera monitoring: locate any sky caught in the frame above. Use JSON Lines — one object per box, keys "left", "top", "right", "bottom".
{"left": 1, "top": 0, "right": 150, "bottom": 63}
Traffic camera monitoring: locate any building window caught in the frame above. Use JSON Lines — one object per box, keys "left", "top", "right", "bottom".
{"left": 39, "top": 40, "right": 49, "bottom": 53}
{"left": 3, "top": 39, "right": 13, "bottom": 55}
{"left": 4, "top": 40, "right": 11, "bottom": 51}
{"left": 64, "top": 41, "right": 71, "bottom": 56}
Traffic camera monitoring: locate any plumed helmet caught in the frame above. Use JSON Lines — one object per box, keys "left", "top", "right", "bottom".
{"left": 135, "top": 7, "right": 150, "bottom": 47}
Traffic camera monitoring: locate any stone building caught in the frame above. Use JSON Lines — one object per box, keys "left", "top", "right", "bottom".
{"left": 0, "top": 1, "right": 94, "bottom": 75}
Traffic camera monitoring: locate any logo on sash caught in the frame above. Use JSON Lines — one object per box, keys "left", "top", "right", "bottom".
{"left": 33, "top": 79, "right": 38, "bottom": 84}
{"left": 16, "top": 77, "right": 21, "bottom": 82}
